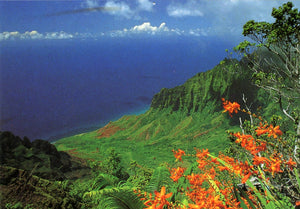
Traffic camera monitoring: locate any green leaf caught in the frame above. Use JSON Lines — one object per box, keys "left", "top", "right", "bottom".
{"left": 146, "top": 166, "right": 172, "bottom": 193}
{"left": 85, "top": 187, "right": 145, "bottom": 209}
{"left": 294, "top": 168, "right": 300, "bottom": 192}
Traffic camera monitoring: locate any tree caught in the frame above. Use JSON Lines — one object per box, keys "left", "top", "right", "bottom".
{"left": 100, "top": 148, "right": 129, "bottom": 180}
{"left": 234, "top": 2, "right": 300, "bottom": 162}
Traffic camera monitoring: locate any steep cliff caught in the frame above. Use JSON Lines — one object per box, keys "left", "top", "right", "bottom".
{"left": 151, "top": 59, "right": 258, "bottom": 113}
{"left": 55, "top": 59, "right": 268, "bottom": 167}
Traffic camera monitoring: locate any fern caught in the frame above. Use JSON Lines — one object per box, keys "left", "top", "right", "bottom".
{"left": 84, "top": 187, "right": 144, "bottom": 209}
{"left": 91, "top": 173, "right": 119, "bottom": 190}
{"left": 146, "top": 166, "right": 172, "bottom": 193}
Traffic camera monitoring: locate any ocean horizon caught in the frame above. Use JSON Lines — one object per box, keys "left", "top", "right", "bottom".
{"left": 0, "top": 37, "right": 233, "bottom": 141}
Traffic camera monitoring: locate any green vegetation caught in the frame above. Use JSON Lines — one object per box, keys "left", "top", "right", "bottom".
{"left": 2, "top": 2, "right": 299, "bottom": 208}
{"left": 55, "top": 59, "right": 272, "bottom": 168}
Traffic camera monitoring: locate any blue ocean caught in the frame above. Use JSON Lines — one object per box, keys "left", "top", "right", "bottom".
{"left": 0, "top": 36, "right": 232, "bottom": 141}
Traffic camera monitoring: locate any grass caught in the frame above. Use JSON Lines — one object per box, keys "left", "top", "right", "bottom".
{"left": 54, "top": 60, "right": 258, "bottom": 169}
{"left": 54, "top": 107, "right": 235, "bottom": 169}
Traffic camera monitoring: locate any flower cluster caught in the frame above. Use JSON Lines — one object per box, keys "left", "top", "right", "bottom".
{"left": 222, "top": 98, "right": 240, "bottom": 117}
{"left": 138, "top": 99, "right": 299, "bottom": 209}
{"left": 172, "top": 149, "right": 186, "bottom": 162}
{"left": 135, "top": 186, "right": 173, "bottom": 209}
{"left": 170, "top": 167, "right": 186, "bottom": 182}
{"left": 255, "top": 122, "right": 283, "bottom": 138}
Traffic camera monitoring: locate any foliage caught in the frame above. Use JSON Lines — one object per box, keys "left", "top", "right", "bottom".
{"left": 50, "top": 3, "right": 300, "bottom": 209}
{"left": 145, "top": 166, "right": 172, "bottom": 194}
{"left": 0, "top": 131, "right": 82, "bottom": 181}
{"left": 98, "top": 148, "right": 129, "bottom": 181}
{"left": 127, "top": 160, "right": 153, "bottom": 189}
{"left": 233, "top": 1, "right": 300, "bottom": 162}
{"left": 55, "top": 58, "right": 264, "bottom": 168}
{"left": 139, "top": 99, "right": 299, "bottom": 208}
{"left": 85, "top": 187, "right": 145, "bottom": 209}
{"left": 0, "top": 165, "right": 80, "bottom": 209}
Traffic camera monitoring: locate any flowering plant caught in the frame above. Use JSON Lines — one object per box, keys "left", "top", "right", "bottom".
{"left": 138, "top": 99, "right": 299, "bottom": 209}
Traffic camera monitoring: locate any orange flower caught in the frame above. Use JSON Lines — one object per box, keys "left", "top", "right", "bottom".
{"left": 233, "top": 132, "right": 253, "bottom": 143}
{"left": 197, "top": 159, "right": 208, "bottom": 169}
{"left": 268, "top": 157, "right": 283, "bottom": 176}
{"left": 222, "top": 98, "right": 240, "bottom": 117}
{"left": 187, "top": 173, "right": 204, "bottom": 186}
{"left": 210, "top": 195, "right": 225, "bottom": 208}
{"left": 188, "top": 204, "right": 202, "bottom": 209}
{"left": 196, "top": 148, "right": 209, "bottom": 159}
{"left": 218, "top": 166, "right": 230, "bottom": 172}
{"left": 172, "top": 149, "right": 185, "bottom": 162}
{"left": 144, "top": 187, "right": 172, "bottom": 209}
{"left": 252, "top": 155, "right": 270, "bottom": 166}
{"left": 170, "top": 167, "right": 186, "bottom": 182}
{"left": 153, "top": 186, "right": 173, "bottom": 206}
{"left": 211, "top": 157, "right": 220, "bottom": 165}
{"left": 267, "top": 125, "right": 283, "bottom": 138}
{"left": 255, "top": 123, "right": 268, "bottom": 136}
{"left": 255, "top": 123, "right": 283, "bottom": 139}
{"left": 241, "top": 172, "right": 252, "bottom": 183}
{"left": 286, "top": 158, "right": 297, "bottom": 170}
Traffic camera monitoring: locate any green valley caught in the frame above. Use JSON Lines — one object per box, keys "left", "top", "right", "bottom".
{"left": 2, "top": 2, "right": 299, "bottom": 207}
{"left": 54, "top": 59, "right": 268, "bottom": 168}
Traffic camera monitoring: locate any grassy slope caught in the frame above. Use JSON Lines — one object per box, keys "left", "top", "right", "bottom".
{"left": 54, "top": 59, "right": 268, "bottom": 168}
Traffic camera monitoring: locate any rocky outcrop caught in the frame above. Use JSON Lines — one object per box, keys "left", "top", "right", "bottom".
{"left": 0, "top": 165, "right": 80, "bottom": 209}
{"left": 0, "top": 131, "right": 89, "bottom": 181}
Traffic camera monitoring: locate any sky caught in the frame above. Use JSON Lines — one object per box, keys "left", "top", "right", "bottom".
{"left": 1, "top": 0, "right": 300, "bottom": 42}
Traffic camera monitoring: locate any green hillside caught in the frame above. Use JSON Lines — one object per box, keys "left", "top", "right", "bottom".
{"left": 2, "top": 2, "right": 299, "bottom": 207}
{"left": 54, "top": 59, "right": 270, "bottom": 168}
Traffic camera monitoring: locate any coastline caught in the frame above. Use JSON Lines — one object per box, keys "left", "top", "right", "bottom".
{"left": 50, "top": 104, "right": 150, "bottom": 143}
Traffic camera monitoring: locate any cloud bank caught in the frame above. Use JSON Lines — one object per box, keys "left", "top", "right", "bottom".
{"left": 103, "top": 0, "right": 155, "bottom": 19}
{"left": 0, "top": 23, "right": 216, "bottom": 41}
{"left": 104, "top": 1, "right": 134, "bottom": 18}
{"left": 137, "top": 0, "right": 154, "bottom": 12}
{"left": 131, "top": 22, "right": 168, "bottom": 33}
{"left": 167, "top": 1, "right": 204, "bottom": 17}
{"left": 0, "top": 31, "right": 74, "bottom": 41}
{"left": 109, "top": 22, "right": 186, "bottom": 37}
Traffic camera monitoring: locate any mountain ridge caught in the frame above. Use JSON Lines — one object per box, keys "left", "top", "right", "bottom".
{"left": 54, "top": 58, "right": 270, "bottom": 168}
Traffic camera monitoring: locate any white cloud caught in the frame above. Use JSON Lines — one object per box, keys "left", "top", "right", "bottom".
{"left": 0, "top": 30, "right": 44, "bottom": 40}
{"left": 22, "top": 30, "right": 43, "bottom": 39}
{"left": 0, "top": 30, "right": 75, "bottom": 41}
{"left": 131, "top": 22, "right": 168, "bottom": 33}
{"left": 103, "top": 0, "right": 155, "bottom": 19}
{"left": 108, "top": 22, "right": 176, "bottom": 36}
{"left": 137, "top": 0, "right": 154, "bottom": 12}
{"left": 167, "top": 0, "right": 204, "bottom": 17}
{"left": 166, "top": 0, "right": 300, "bottom": 37}
{"left": 45, "top": 31, "right": 74, "bottom": 39}
{"left": 168, "top": 7, "right": 203, "bottom": 17}
{"left": 108, "top": 22, "right": 191, "bottom": 37}
{"left": 189, "top": 28, "right": 209, "bottom": 37}
{"left": 104, "top": 1, "right": 134, "bottom": 19}
{"left": 85, "top": 0, "right": 99, "bottom": 8}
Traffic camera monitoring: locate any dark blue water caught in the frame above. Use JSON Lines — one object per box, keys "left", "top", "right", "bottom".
{"left": 0, "top": 36, "right": 232, "bottom": 141}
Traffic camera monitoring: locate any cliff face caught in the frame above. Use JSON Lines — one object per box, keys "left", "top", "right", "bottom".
{"left": 0, "top": 131, "right": 90, "bottom": 181}
{"left": 151, "top": 59, "right": 258, "bottom": 114}
{"left": 56, "top": 59, "right": 267, "bottom": 168}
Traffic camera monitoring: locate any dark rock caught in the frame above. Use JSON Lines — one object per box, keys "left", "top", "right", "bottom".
{"left": 32, "top": 139, "right": 59, "bottom": 156}
{"left": 0, "top": 131, "right": 90, "bottom": 181}
{"left": 0, "top": 165, "right": 81, "bottom": 209}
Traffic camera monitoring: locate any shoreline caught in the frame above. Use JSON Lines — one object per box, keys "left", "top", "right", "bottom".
{"left": 50, "top": 105, "right": 150, "bottom": 143}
